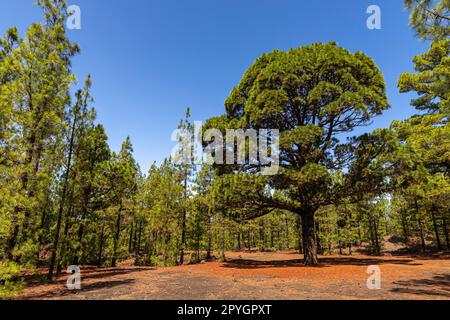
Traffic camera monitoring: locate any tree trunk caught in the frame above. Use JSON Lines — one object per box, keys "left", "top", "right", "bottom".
{"left": 97, "top": 225, "right": 105, "bottom": 268}
{"left": 442, "top": 215, "right": 450, "bottom": 250}
{"left": 315, "top": 221, "right": 322, "bottom": 255}
{"left": 137, "top": 221, "right": 143, "bottom": 255}
{"left": 284, "top": 216, "right": 290, "bottom": 250}
{"left": 206, "top": 216, "right": 212, "bottom": 259}
{"left": 414, "top": 199, "right": 426, "bottom": 253}
{"left": 301, "top": 211, "right": 319, "bottom": 266}
{"left": 373, "top": 217, "right": 381, "bottom": 255}
{"left": 48, "top": 107, "right": 78, "bottom": 281}
{"left": 4, "top": 137, "right": 34, "bottom": 260}
{"left": 401, "top": 210, "right": 409, "bottom": 245}
{"left": 296, "top": 216, "right": 303, "bottom": 254}
{"left": 128, "top": 223, "right": 134, "bottom": 253}
{"left": 111, "top": 206, "right": 122, "bottom": 267}
{"left": 179, "top": 172, "right": 188, "bottom": 265}
{"left": 259, "top": 220, "right": 265, "bottom": 252}
{"left": 58, "top": 204, "right": 74, "bottom": 275}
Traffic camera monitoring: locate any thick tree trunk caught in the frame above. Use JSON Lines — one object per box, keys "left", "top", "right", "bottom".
{"left": 301, "top": 212, "right": 319, "bottom": 266}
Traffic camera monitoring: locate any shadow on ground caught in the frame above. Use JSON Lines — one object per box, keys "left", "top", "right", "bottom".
{"left": 391, "top": 274, "right": 450, "bottom": 298}
{"left": 25, "top": 267, "right": 153, "bottom": 288}
{"left": 222, "top": 256, "right": 420, "bottom": 269}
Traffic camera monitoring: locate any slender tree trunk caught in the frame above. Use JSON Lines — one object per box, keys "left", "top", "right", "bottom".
{"left": 430, "top": 206, "right": 442, "bottom": 251}
{"left": 128, "top": 222, "right": 134, "bottom": 253}
{"left": 401, "top": 210, "right": 409, "bottom": 245}
{"left": 373, "top": 217, "right": 381, "bottom": 255}
{"left": 259, "top": 220, "right": 265, "bottom": 252}
{"left": 137, "top": 221, "right": 143, "bottom": 255}
{"left": 179, "top": 171, "right": 188, "bottom": 265}
{"left": 58, "top": 204, "right": 74, "bottom": 275}
{"left": 414, "top": 199, "right": 426, "bottom": 253}
{"left": 97, "top": 225, "right": 105, "bottom": 268}
{"left": 357, "top": 217, "right": 363, "bottom": 246}
{"left": 111, "top": 206, "right": 123, "bottom": 267}
{"left": 337, "top": 226, "right": 343, "bottom": 255}
{"left": 5, "top": 136, "right": 35, "bottom": 260}
{"left": 73, "top": 185, "right": 91, "bottom": 265}
{"left": 301, "top": 211, "right": 319, "bottom": 266}
{"left": 48, "top": 108, "right": 78, "bottom": 281}
{"left": 133, "top": 222, "right": 138, "bottom": 256}
{"left": 315, "top": 221, "right": 322, "bottom": 255}
{"left": 206, "top": 215, "right": 212, "bottom": 259}
{"left": 221, "top": 214, "right": 225, "bottom": 258}
{"left": 296, "top": 216, "right": 303, "bottom": 254}
{"left": 442, "top": 215, "right": 450, "bottom": 250}
{"left": 284, "top": 215, "right": 290, "bottom": 250}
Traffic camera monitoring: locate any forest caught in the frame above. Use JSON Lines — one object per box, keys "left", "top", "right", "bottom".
{"left": 0, "top": 0, "right": 449, "bottom": 300}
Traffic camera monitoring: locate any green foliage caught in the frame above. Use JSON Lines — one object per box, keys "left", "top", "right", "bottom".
{"left": 0, "top": 261, "right": 24, "bottom": 300}
{"left": 404, "top": 0, "right": 450, "bottom": 40}
{"left": 206, "top": 42, "right": 389, "bottom": 264}
{"left": 398, "top": 39, "right": 450, "bottom": 113}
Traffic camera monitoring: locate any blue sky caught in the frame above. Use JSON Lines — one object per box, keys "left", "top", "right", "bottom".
{"left": 1, "top": 0, "right": 429, "bottom": 172}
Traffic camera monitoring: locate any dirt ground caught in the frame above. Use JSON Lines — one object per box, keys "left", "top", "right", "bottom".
{"left": 19, "top": 251, "right": 450, "bottom": 300}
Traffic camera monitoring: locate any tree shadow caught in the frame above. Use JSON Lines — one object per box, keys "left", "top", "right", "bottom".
{"left": 390, "top": 248, "right": 450, "bottom": 261}
{"left": 390, "top": 274, "right": 450, "bottom": 298}
{"left": 222, "top": 256, "right": 421, "bottom": 269}
{"left": 22, "top": 279, "right": 136, "bottom": 300}
{"left": 25, "top": 267, "right": 154, "bottom": 287}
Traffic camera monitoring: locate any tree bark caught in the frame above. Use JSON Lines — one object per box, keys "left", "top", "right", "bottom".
{"left": 430, "top": 206, "right": 442, "bottom": 251}
{"left": 179, "top": 169, "right": 188, "bottom": 265}
{"left": 442, "top": 215, "right": 450, "bottom": 250}
{"left": 296, "top": 216, "right": 303, "bottom": 254}
{"left": 111, "top": 205, "right": 123, "bottom": 267}
{"left": 48, "top": 106, "right": 79, "bottom": 281}
{"left": 97, "top": 225, "right": 105, "bottom": 268}
{"left": 414, "top": 199, "right": 426, "bottom": 253}
{"left": 401, "top": 210, "right": 409, "bottom": 245}
{"left": 301, "top": 211, "right": 319, "bottom": 266}
{"left": 128, "top": 222, "right": 134, "bottom": 253}
{"left": 206, "top": 215, "right": 212, "bottom": 259}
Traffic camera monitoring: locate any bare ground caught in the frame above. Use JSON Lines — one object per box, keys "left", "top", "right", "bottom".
{"left": 19, "top": 251, "right": 450, "bottom": 300}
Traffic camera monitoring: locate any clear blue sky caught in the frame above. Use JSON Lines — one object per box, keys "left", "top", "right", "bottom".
{"left": 1, "top": 0, "right": 429, "bottom": 173}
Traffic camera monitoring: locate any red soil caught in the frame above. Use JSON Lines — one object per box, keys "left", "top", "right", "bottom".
{"left": 19, "top": 251, "right": 450, "bottom": 300}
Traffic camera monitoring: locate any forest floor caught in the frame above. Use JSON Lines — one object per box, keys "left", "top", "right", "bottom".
{"left": 19, "top": 251, "right": 450, "bottom": 300}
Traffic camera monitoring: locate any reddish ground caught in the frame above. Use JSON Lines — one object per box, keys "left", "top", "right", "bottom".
{"left": 19, "top": 251, "right": 450, "bottom": 300}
